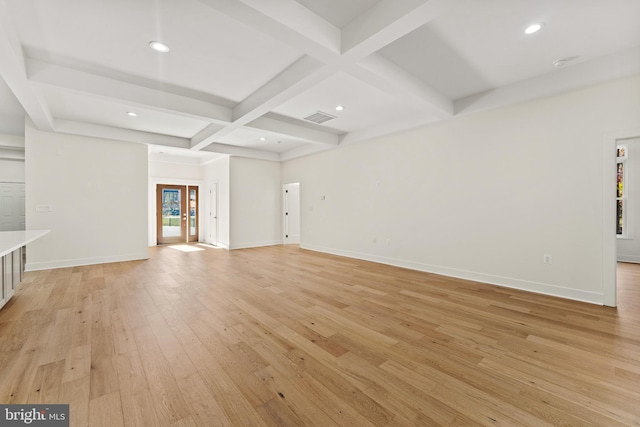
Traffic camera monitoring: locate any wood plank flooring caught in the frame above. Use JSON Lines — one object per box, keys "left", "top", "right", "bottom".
{"left": 1, "top": 245, "right": 639, "bottom": 426}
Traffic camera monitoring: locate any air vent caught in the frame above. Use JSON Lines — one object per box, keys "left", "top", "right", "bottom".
{"left": 303, "top": 111, "right": 336, "bottom": 124}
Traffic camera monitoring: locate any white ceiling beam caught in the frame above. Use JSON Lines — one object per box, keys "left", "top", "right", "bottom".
{"left": 54, "top": 120, "right": 190, "bottom": 149}
{"left": 190, "top": 123, "right": 234, "bottom": 150}
{"left": 342, "top": 0, "right": 446, "bottom": 59}
{"left": 201, "top": 142, "right": 280, "bottom": 161}
{"left": 246, "top": 116, "right": 339, "bottom": 145}
{"left": 236, "top": 0, "right": 340, "bottom": 57}
{"left": 196, "top": 0, "right": 455, "bottom": 154}
{"left": 349, "top": 53, "right": 453, "bottom": 118}
{"left": 192, "top": 57, "right": 338, "bottom": 151}
{"left": 197, "top": 0, "right": 339, "bottom": 62}
{"left": 0, "top": 0, "right": 54, "bottom": 131}
{"left": 27, "top": 59, "right": 233, "bottom": 124}
{"left": 232, "top": 55, "right": 330, "bottom": 122}
{"left": 190, "top": 124, "right": 226, "bottom": 149}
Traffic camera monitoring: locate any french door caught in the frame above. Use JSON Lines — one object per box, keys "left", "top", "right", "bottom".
{"left": 156, "top": 184, "right": 198, "bottom": 244}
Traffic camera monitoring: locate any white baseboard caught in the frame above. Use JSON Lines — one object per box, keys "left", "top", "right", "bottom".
{"left": 211, "top": 242, "right": 230, "bottom": 249}
{"left": 229, "top": 240, "right": 282, "bottom": 250}
{"left": 617, "top": 254, "right": 640, "bottom": 264}
{"left": 25, "top": 251, "right": 150, "bottom": 271}
{"left": 301, "top": 243, "right": 604, "bottom": 305}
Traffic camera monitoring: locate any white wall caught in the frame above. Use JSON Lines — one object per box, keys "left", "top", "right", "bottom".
{"left": 149, "top": 158, "right": 205, "bottom": 181}
{"left": 25, "top": 122, "right": 149, "bottom": 270}
{"left": 282, "top": 75, "right": 640, "bottom": 305}
{"left": 204, "top": 156, "right": 230, "bottom": 248}
{"left": 0, "top": 160, "right": 24, "bottom": 182}
{"left": 229, "top": 157, "right": 282, "bottom": 249}
{"left": 148, "top": 158, "right": 205, "bottom": 245}
{"left": 617, "top": 138, "right": 640, "bottom": 263}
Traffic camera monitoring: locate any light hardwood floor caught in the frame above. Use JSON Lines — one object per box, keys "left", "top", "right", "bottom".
{"left": 1, "top": 245, "right": 639, "bottom": 426}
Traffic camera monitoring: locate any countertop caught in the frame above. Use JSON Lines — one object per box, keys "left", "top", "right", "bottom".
{"left": 0, "top": 230, "right": 50, "bottom": 258}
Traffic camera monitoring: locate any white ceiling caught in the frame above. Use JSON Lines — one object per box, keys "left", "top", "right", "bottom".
{"left": 0, "top": 0, "right": 639, "bottom": 163}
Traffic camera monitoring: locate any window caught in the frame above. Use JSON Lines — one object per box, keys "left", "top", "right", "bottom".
{"left": 617, "top": 145, "right": 627, "bottom": 236}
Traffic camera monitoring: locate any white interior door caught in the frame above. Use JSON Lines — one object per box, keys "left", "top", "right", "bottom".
{"left": 284, "top": 183, "right": 300, "bottom": 244}
{"left": 0, "top": 182, "right": 25, "bottom": 231}
{"left": 209, "top": 182, "right": 218, "bottom": 246}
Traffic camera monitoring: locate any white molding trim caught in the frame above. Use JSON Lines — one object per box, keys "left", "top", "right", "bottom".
{"left": 229, "top": 240, "right": 282, "bottom": 250}
{"left": 617, "top": 255, "right": 640, "bottom": 264}
{"left": 25, "top": 251, "right": 149, "bottom": 271}
{"left": 301, "top": 243, "right": 605, "bottom": 305}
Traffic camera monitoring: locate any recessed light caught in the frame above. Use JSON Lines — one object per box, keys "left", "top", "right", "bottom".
{"left": 126, "top": 111, "right": 138, "bottom": 117}
{"left": 335, "top": 105, "right": 345, "bottom": 111}
{"left": 260, "top": 137, "right": 267, "bottom": 141}
{"left": 524, "top": 23, "right": 543, "bottom": 34}
{"left": 149, "top": 41, "right": 170, "bottom": 53}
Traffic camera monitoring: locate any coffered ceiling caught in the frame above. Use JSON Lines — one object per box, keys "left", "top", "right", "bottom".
{"left": 0, "top": 0, "right": 639, "bottom": 163}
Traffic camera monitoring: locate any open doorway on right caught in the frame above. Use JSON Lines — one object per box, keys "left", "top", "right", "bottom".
{"left": 616, "top": 137, "right": 640, "bottom": 311}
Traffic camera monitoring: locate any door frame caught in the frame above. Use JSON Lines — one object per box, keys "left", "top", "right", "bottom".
{"left": 187, "top": 186, "right": 199, "bottom": 243}
{"left": 603, "top": 127, "right": 640, "bottom": 307}
{"left": 149, "top": 178, "right": 204, "bottom": 246}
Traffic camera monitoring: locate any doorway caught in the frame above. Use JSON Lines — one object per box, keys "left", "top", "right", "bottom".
{"left": 156, "top": 184, "right": 198, "bottom": 244}
{"left": 605, "top": 128, "right": 640, "bottom": 307}
{"left": 0, "top": 182, "right": 25, "bottom": 231}
{"left": 284, "top": 182, "right": 300, "bottom": 244}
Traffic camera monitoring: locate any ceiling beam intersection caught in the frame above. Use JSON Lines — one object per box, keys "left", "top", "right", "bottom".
{"left": 193, "top": 0, "right": 453, "bottom": 153}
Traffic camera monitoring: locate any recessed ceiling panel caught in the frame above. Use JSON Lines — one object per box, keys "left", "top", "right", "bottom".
{"left": 380, "top": 0, "right": 640, "bottom": 99}
{"left": 378, "top": 24, "right": 494, "bottom": 100}
{"left": 6, "top": 0, "right": 302, "bottom": 103}
{"left": 294, "top": 0, "right": 381, "bottom": 28}
{"left": 43, "top": 89, "right": 210, "bottom": 139}
{"left": 272, "top": 72, "right": 426, "bottom": 133}
{"left": 216, "top": 128, "right": 308, "bottom": 153}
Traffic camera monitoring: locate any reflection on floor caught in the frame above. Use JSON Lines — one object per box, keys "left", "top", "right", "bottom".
{"left": 167, "top": 244, "right": 205, "bottom": 253}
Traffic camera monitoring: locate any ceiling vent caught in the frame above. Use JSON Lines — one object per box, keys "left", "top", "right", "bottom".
{"left": 303, "top": 111, "right": 336, "bottom": 124}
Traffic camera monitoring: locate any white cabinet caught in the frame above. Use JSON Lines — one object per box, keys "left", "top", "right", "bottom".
{"left": 0, "top": 230, "right": 49, "bottom": 311}
{"left": 1, "top": 247, "right": 23, "bottom": 309}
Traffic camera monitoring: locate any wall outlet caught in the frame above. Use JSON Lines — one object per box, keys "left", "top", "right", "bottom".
{"left": 543, "top": 254, "right": 552, "bottom": 264}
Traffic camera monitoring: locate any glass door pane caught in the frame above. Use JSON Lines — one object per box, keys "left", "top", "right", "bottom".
{"left": 188, "top": 187, "right": 198, "bottom": 242}
{"left": 163, "top": 188, "right": 181, "bottom": 237}
{"left": 157, "top": 185, "right": 187, "bottom": 244}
